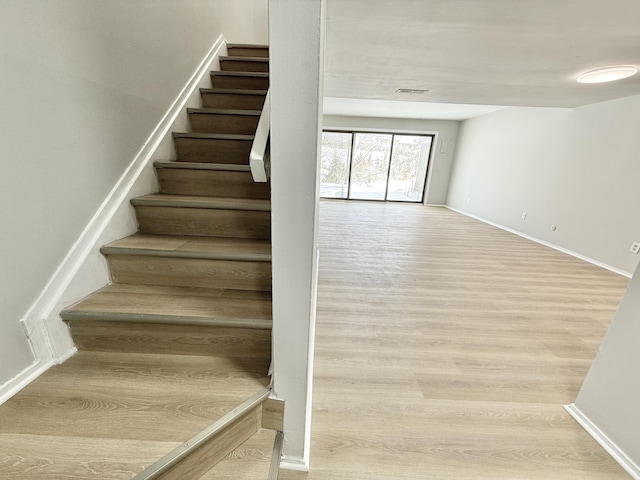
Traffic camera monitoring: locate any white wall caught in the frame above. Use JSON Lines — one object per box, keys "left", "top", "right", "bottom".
{"left": 447, "top": 94, "right": 640, "bottom": 275}
{"left": 573, "top": 261, "right": 640, "bottom": 473}
{"left": 0, "top": 0, "right": 267, "bottom": 388}
{"left": 323, "top": 115, "right": 460, "bottom": 205}
{"left": 270, "top": 0, "right": 323, "bottom": 470}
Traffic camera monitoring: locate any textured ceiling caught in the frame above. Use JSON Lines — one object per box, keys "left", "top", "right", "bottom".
{"left": 324, "top": 0, "right": 640, "bottom": 113}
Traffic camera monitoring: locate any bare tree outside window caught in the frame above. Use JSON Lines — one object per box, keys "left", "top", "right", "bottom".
{"left": 320, "top": 132, "right": 351, "bottom": 198}
{"left": 388, "top": 136, "right": 432, "bottom": 201}
{"left": 350, "top": 133, "right": 392, "bottom": 200}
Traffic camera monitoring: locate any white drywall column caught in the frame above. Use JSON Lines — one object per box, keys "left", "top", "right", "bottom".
{"left": 573, "top": 263, "right": 640, "bottom": 471}
{"left": 269, "top": 0, "right": 324, "bottom": 468}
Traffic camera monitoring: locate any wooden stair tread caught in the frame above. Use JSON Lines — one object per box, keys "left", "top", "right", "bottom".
{"left": 171, "top": 133, "right": 254, "bottom": 165}
{"left": 199, "top": 89, "right": 267, "bottom": 110}
{"left": 209, "top": 71, "right": 269, "bottom": 90}
{"left": 66, "top": 319, "right": 272, "bottom": 357}
{"left": 0, "top": 434, "right": 178, "bottom": 480}
{"left": 0, "top": 350, "right": 269, "bottom": 478}
{"left": 137, "top": 388, "right": 271, "bottom": 479}
{"left": 102, "top": 233, "right": 271, "bottom": 261}
{"left": 219, "top": 56, "right": 269, "bottom": 63}
{"left": 226, "top": 45, "right": 269, "bottom": 59}
{"left": 154, "top": 161, "right": 251, "bottom": 172}
{"left": 188, "top": 107, "right": 262, "bottom": 116}
{"left": 82, "top": 283, "right": 272, "bottom": 299}
{"left": 227, "top": 43, "right": 269, "bottom": 49}
{"left": 188, "top": 108, "right": 261, "bottom": 135}
{"left": 199, "top": 88, "right": 267, "bottom": 95}
{"left": 61, "top": 283, "right": 272, "bottom": 327}
{"left": 172, "top": 132, "right": 254, "bottom": 141}
{"left": 200, "top": 428, "right": 276, "bottom": 480}
{"left": 171, "top": 134, "right": 254, "bottom": 164}
{"left": 219, "top": 56, "right": 269, "bottom": 73}
{"left": 131, "top": 194, "right": 271, "bottom": 211}
{"left": 210, "top": 71, "right": 269, "bottom": 78}
{"left": 156, "top": 165, "right": 270, "bottom": 199}
{"left": 133, "top": 199, "right": 271, "bottom": 239}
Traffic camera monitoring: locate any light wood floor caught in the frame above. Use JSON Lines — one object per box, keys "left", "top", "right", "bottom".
{"left": 0, "top": 351, "right": 269, "bottom": 479}
{"left": 280, "top": 201, "right": 631, "bottom": 479}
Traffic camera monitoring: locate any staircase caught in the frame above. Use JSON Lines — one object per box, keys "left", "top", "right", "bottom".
{"left": 0, "top": 44, "right": 283, "bottom": 479}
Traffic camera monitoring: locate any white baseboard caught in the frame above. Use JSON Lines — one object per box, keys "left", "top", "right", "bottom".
{"left": 0, "top": 362, "right": 52, "bottom": 407}
{"left": 445, "top": 206, "right": 632, "bottom": 278}
{"left": 280, "top": 456, "right": 310, "bottom": 472}
{"left": 10, "top": 35, "right": 228, "bottom": 398}
{"left": 565, "top": 404, "right": 640, "bottom": 479}
{"left": 0, "top": 346, "right": 76, "bottom": 407}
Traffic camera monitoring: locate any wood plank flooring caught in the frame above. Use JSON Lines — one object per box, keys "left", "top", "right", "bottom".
{"left": 201, "top": 429, "right": 276, "bottom": 479}
{"left": 0, "top": 351, "right": 269, "bottom": 479}
{"left": 279, "top": 201, "right": 631, "bottom": 479}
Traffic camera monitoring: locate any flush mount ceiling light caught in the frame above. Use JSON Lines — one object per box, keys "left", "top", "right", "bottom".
{"left": 577, "top": 65, "right": 638, "bottom": 83}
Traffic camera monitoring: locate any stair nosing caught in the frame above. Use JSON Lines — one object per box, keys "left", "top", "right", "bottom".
{"left": 100, "top": 245, "right": 272, "bottom": 263}
{"left": 227, "top": 43, "right": 269, "bottom": 49}
{"left": 187, "top": 108, "right": 262, "bottom": 116}
{"left": 131, "top": 195, "right": 271, "bottom": 212}
{"left": 199, "top": 88, "right": 268, "bottom": 96}
{"left": 219, "top": 56, "right": 269, "bottom": 63}
{"left": 154, "top": 161, "right": 252, "bottom": 172}
{"left": 132, "top": 387, "right": 271, "bottom": 480}
{"left": 172, "top": 132, "right": 255, "bottom": 141}
{"left": 268, "top": 431, "right": 284, "bottom": 480}
{"left": 210, "top": 71, "right": 269, "bottom": 78}
{"left": 61, "top": 310, "right": 272, "bottom": 329}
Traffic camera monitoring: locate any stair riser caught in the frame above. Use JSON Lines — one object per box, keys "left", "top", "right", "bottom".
{"left": 156, "top": 407, "right": 261, "bottom": 480}
{"left": 227, "top": 47, "right": 269, "bottom": 58}
{"left": 174, "top": 137, "right": 251, "bottom": 164}
{"left": 134, "top": 206, "right": 271, "bottom": 239}
{"left": 204, "top": 429, "right": 277, "bottom": 479}
{"left": 66, "top": 320, "right": 272, "bottom": 358}
{"left": 157, "top": 168, "right": 270, "bottom": 199}
{"left": 210, "top": 74, "right": 269, "bottom": 90}
{"left": 189, "top": 113, "right": 259, "bottom": 135}
{"left": 219, "top": 59, "right": 269, "bottom": 73}
{"left": 201, "top": 93, "right": 266, "bottom": 110}
{"left": 106, "top": 255, "right": 272, "bottom": 291}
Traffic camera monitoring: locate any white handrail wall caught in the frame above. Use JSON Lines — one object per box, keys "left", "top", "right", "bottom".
{"left": 270, "top": 0, "right": 324, "bottom": 470}
{"left": 250, "top": 89, "right": 271, "bottom": 182}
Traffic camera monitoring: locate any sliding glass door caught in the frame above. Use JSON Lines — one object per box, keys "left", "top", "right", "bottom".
{"left": 387, "top": 135, "right": 432, "bottom": 201}
{"left": 350, "top": 133, "right": 392, "bottom": 200}
{"left": 319, "top": 132, "right": 351, "bottom": 199}
{"left": 320, "top": 131, "right": 433, "bottom": 203}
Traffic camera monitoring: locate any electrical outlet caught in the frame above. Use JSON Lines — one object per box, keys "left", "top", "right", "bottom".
{"left": 521, "top": 212, "right": 527, "bottom": 220}
{"left": 630, "top": 242, "right": 640, "bottom": 254}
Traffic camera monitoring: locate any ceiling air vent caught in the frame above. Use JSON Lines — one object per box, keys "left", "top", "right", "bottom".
{"left": 396, "top": 88, "right": 429, "bottom": 94}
